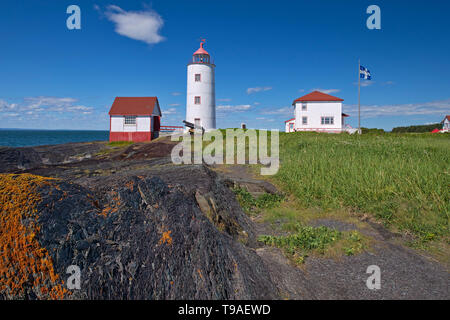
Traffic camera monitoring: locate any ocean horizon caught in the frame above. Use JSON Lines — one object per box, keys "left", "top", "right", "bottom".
{"left": 0, "top": 129, "right": 109, "bottom": 147}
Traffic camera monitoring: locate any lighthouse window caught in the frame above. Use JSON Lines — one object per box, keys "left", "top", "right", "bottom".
{"left": 195, "top": 74, "right": 201, "bottom": 82}
{"left": 195, "top": 96, "right": 201, "bottom": 104}
{"left": 124, "top": 116, "right": 136, "bottom": 125}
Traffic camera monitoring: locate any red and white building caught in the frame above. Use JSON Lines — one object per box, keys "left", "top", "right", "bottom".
{"left": 442, "top": 115, "right": 450, "bottom": 132}
{"left": 285, "top": 91, "right": 353, "bottom": 133}
{"left": 108, "top": 97, "right": 162, "bottom": 142}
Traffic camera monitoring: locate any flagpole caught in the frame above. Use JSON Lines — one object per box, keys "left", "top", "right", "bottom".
{"left": 358, "top": 59, "right": 361, "bottom": 134}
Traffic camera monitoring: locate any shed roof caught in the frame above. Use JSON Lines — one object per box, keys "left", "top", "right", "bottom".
{"left": 109, "top": 97, "right": 161, "bottom": 116}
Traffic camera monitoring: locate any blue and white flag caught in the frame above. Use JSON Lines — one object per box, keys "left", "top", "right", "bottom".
{"left": 360, "top": 65, "right": 372, "bottom": 80}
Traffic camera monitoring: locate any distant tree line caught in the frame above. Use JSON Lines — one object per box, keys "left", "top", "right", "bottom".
{"left": 361, "top": 127, "right": 386, "bottom": 134}
{"left": 391, "top": 123, "right": 441, "bottom": 133}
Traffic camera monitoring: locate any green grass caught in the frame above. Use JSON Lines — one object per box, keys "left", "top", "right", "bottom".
{"left": 233, "top": 187, "right": 284, "bottom": 215}
{"left": 107, "top": 141, "right": 134, "bottom": 147}
{"left": 258, "top": 224, "right": 367, "bottom": 264}
{"left": 204, "top": 130, "right": 449, "bottom": 250}
{"left": 95, "top": 141, "right": 134, "bottom": 156}
{"left": 273, "top": 132, "right": 450, "bottom": 246}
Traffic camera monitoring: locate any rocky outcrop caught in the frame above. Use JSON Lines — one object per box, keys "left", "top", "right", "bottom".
{"left": 0, "top": 163, "right": 278, "bottom": 299}
{"left": 0, "top": 142, "right": 106, "bottom": 173}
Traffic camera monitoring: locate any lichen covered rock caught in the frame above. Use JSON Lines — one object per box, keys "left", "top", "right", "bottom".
{"left": 1, "top": 169, "right": 277, "bottom": 299}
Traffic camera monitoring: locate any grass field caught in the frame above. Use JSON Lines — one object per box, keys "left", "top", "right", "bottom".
{"left": 194, "top": 129, "right": 448, "bottom": 255}
{"left": 272, "top": 132, "right": 449, "bottom": 248}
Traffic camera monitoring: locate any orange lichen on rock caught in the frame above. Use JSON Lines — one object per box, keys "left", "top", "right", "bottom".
{"left": 158, "top": 230, "right": 173, "bottom": 246}
{"left": 0, "top": 174, "right": 69, "bottom": 300}
{"left": 125, "top": 181, "right": 134, "bottom": 191}
{"left": 98, "top": 190, "right": 121, "bottom": 217}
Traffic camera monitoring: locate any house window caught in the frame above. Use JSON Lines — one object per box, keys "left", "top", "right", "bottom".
{"left": 302, "top": 116, "right": 307, "bottom": 125}
{"left": 195, "top": 96, "right": 201, "bottom": 104}
{"left": 321, "top": 116, "right": 334, "bottom": 125}
{"left": 302, "top": 102, "right": 307, "bottom": 111}
{"left": 195, "top": 74, "right": 201, "bottom": 82}
{"left": 124, "top": 116, "right": 136, "bottom": 125}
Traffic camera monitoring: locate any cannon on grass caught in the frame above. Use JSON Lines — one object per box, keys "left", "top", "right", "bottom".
{"left": 183, "top": 120, "right": 205, "bottom": 135}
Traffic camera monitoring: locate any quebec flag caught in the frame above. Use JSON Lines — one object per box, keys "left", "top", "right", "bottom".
{"left": 360, "top": 65, "right": 372, "bottom": 80}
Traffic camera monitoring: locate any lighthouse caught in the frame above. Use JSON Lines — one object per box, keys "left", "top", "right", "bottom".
{"left": 186, "top": 40, "right": 216, "bottom": 131}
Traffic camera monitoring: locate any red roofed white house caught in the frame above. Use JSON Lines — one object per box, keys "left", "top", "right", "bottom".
{"left": 285, "top": 91, "right": 353, "bottom": 133}
{"left": 108, "top": 97, "right": 162, "bottom": 142}
{"left": 442, "top": 115, "right": 450, "bottom": 132}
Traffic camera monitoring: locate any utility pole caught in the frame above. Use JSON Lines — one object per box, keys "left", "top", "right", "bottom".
{"left": 358, "top": 59, "right": 361, "bottom": 134}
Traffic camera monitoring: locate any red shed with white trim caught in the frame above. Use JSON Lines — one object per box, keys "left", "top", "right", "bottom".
{"left": 108, "top": 97, "right": 162, "bottom": 142}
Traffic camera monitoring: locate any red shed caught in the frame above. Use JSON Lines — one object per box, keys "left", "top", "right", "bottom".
{"left": 108, "top": 97, "right": 162, "bottom": 142}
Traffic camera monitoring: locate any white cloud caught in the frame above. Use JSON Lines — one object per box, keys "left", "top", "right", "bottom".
{"left": 171, "top": 92, "right": 182, "bottom": 96}
{"left": 67, "top": 105, "right": 92, "bottom": 111}
{"left": 104, "top": 5, "right": 165, "bottom": 45}
{"left": 311, "top": 88, "right": 340, "bottom": 94}
{"left": 162, "top": 108, "right": 177, "bottom": 115}
{"left": 343, "top": 99, "right": 450, "bottom": 118}
{"left": 0, "top": 96, "right": 94, "bottom": 120}
{"left": 23, "top": 96, "right": 77, "bottom": 110}
{"left": 168, "top": 103, "right": 181, "bottom": 107}
{"left": 217, "top": 104, "right": 252, "bottom": 112}
{"left": 353, "top": 81, "right": 373, "bottom": 87}
{"left": 260, "top": 106, "right": 293, "bottom": 115}
{"left": 217, "top": 98, "right": 231, "bottom": 102}
{"left": 0, "top": 99, "right": 18, "bottom": 111}
{"left": 253, "top": 102, "right": 260, "bottom": 105}
{"left": 298, "top": 89, "right": 305, "bottom": 93}
{"left": 247, "top": 87, "right": 272, "bottom": 94}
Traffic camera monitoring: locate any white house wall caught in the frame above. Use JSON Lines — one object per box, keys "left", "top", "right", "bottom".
{"left": 110, "top": 116, "right": 151, "bottom": 132}
{"left": 285, "top": 120, "right": 295, "bottom": 132}
{"left": 137, "top": 116, "right": 151, "bottom": 132}
{"left": 111, "top": 116, "right": 124, "bottom": 132}
{"left": 294, "top": 101, "right": 342, "bottom": 132}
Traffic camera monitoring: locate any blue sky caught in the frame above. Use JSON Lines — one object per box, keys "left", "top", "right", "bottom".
{"left": 0, "top": 0, "right": 449, "bottom": 131}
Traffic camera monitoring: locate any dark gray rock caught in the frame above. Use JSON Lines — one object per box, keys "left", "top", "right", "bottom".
{"left": 19, "top": 171, "right": 278, "bottom": 300}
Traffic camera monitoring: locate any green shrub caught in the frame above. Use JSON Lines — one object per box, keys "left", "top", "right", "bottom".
{"left": 258, "top": 224, "right": 365, "bottom": 263}
{"left": 233, "top": 187, "right": 284, "bottom": 215}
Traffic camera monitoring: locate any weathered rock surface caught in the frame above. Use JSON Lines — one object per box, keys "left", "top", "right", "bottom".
{"left": 31, "top": 174, "right": 276, "bottom": 299}
{"left": 0, "top": 142, "right": 106, "bottom": 172}
{"left": 0, "top": 140, "right": 278, "bottom": 299}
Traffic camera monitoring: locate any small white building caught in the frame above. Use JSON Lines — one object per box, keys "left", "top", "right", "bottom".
{"left": 285, "top": 91, "right": 351, "bottom": 133}
{"left": 442, "top": 115, "right": 450, "bottom": 132}
{"left": 285, "top": 118, "right": 295, "bottom": 132}
{"left": 186, "top": 40, "right": 216, "bottom": 131}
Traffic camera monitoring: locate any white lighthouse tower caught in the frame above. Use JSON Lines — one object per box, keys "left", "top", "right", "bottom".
{"left": 186, "top": 40, "right": 216, "bottom": 131}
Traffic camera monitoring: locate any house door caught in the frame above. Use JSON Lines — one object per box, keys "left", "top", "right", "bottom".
{"left": 153, "top": 116, "right": 160, "bottom": 131}
{"left": 152, "top": 116, "right": 161, "bottom": 139}
{"left": 194, "top": 118, "right": 201, "bottom": 129}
